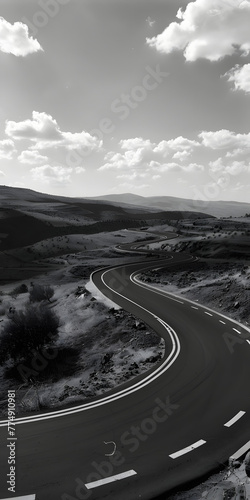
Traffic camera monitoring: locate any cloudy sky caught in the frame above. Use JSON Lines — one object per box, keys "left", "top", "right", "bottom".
{"left": 0, "top": 0, "right": 250, "bottom": 202}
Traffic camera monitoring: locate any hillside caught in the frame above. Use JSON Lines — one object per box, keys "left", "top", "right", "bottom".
{"left": 0, "top": 186, "right": 214, "bottom": 251}
{"left": 89, "top": 193, "right": 250, "bottom": 218}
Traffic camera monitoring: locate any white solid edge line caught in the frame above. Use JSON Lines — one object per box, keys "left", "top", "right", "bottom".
{"left": 85, "top": 470, "right": 137, "bottom": 489}
{"left": 131, "top": 273, "right": 192, "bottom": 305}
{"left": 0, "top": 496, "right": 36, "bottom": 500}
{"left": 131, "top": 272, "right": 250, "bottom": 339}
{"left": 0, "top": 266, "right": 181, "bottom": 427}
{"left": 0, "top": 318, "right": 179, "bottom": 426}
{"left": 224, "top": 411, "right": 246, "bottom": 427}
{"left": 169, "top": 439, "right": 206, "bottom": 459}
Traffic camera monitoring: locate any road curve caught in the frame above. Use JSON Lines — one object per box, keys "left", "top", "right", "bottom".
{"left": 0, "top": 232, "right": 250, "bottom": 500}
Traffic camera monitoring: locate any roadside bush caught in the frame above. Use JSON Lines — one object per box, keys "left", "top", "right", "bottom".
{"left": 0, "top": 303, "right": 59, "bottom": 364}
{"left": 10, "top": 283, "right": 28, "bottom": 297}
{"left": 5, "top": 346, "right": 79, "bottom": 383}
{"left": 29, "top": 284, "right": 54, "bottom": 303}
{"left": 0, "top": 307, "right": 5, "bottom": 316}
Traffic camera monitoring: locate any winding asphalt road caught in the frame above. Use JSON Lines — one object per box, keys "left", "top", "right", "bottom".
{"left": 0, "top": 231, "right": 250, "bottom": 500}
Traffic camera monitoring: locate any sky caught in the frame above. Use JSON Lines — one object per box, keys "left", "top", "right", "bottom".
{"left": 0, "top": 0, "right": 250, "bottom": 202}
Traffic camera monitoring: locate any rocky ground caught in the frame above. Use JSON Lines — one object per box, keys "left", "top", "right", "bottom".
{"left": 169, "top": 460, "right": 250, "bottom": 500}
{"left": 139, "top": 259, "right": 250, "bottom": 327}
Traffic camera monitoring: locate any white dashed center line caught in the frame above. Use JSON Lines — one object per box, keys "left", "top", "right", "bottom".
{"left": 247, "top": 340, "right": 250, "bottom": 345}
{"left": 233, "top": 328, "right": 241, "bottom": 334}
{"left": 0, "top": 496, "right": 36, "bottom": 500}
{"left": 169, "top": 439, "right": 206, "bottom": 459}
{"left": 204, "top": 312, "right": 213, "bottom": 317}
{"left": 219, "top": 320, "right": 226, "bottom": 325}
{"left": 85, "top": 470, "right": 137, "bottom": 489}
{"left": 229, "top": 440, "right": 250, "bottom": 464}
{"left": 224, "top": 411, "right": 246, "bottom": 427}
{"left": 191, "top": 306, "right": 199, "bottom": 310}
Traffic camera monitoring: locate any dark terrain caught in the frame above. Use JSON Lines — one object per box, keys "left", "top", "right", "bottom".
{"left": 0, "top": 186, "right": 213, "bottom": 284}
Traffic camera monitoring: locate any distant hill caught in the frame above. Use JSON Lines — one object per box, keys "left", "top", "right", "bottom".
{"left": 0, "top": 186, "right": 213, "bottom": 251}
{"left": 89, "top": 193, "right": 250, "bottom": 218}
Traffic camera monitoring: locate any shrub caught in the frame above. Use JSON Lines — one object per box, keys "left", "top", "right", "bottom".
{"left": 0, "top": 305, "right": 5, "bottom": 316}
{"left": 10, "top": 283, "right": 28, "bottom": 297}
{"left": 29, "top": 284, "right": 54, "bottom": 303}
{"left": 0, "top": 303, "right": 59, "bottom": 364}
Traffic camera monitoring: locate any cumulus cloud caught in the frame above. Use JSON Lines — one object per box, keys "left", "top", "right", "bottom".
{"left": 225, "top": 148, "right": 247, "bottom": 158}
{"left": 99, "top": 135, "right": 200, "bottom": 173}
{"left": 150, "top": 160, "right": 204, "bottom": 173}
{"left": 18, "top": 150, "right": 48, "bottom": 165}
{"left": 172, "top": 150, "right": 191, "bottom": 161}
{"left": 0, "top": 139, "right": 16, "bottom": 159}
{"left": 99, "top": 148, "right": 150, "bottom": 171}
{"left": 225, "top": 63, "right": 250, "bottom": 93}
{"left": 199, "top": 129, "right": 250, "bottom": 150}
{"left": 99, "top": 135, "right": 204, "bottom": 181}
{"left": 154, "top": 136, "right": 200, "bottom": 157}
{"left": 226, "top": 161, "right": 250, "bottom": 175}
{"left": 75, "top": 166, "right": 86, "bottom": 174}
{"left": 6, "top": 111, "right": 60, "bottom": 142}
{"left": 147, "top": 0, "right": 250, "bottom": 62}
{"left": 0, "top": 17, "right": 42, "bottom": 57}
{"left": 100, "top": 129, "right": 250, "bottom": 186}
{"left": 120, "top": 138, "right": 154, "bottom": 150}
{"left": 146, "top": 16, "right": 155, "bottom": 28}
{"left": 233, "top": 181, "right": 250, "bottom": 192}
{"left": 6, "top": 111, "right": 103, "bottom": 152}
{"left": 31, "top": 165, "right": 73, "bottom": 184}
{"left": 209, "top": 157, "right": 250, "bottom": 175}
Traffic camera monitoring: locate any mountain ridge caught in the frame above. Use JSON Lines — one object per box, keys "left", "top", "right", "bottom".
{"left": 88, "top": 193, "right": 250, "bottom": 218}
